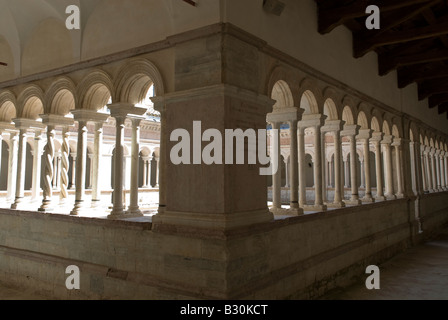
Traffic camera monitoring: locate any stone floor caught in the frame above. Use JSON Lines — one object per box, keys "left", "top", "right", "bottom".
{"left": 1, "top": 222, "right": 447, "bottom": 300}
{"left": 321, "top": 226, "right": 448, "bottom": 300}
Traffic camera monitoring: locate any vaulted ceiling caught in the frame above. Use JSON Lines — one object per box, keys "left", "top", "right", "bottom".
{"left": 315, "top": 0, "right": 448, "bottom": 119}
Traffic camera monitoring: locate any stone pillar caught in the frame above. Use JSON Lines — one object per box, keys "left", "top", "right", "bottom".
{"left": 440, "top": 151, "right": 446, "bottom": 190}
{"left": 31, "top": 130, "right": 43, "bottom": 202}
{"left": 410, "top": 141, "right": 424, "bottom": 196}
{"left": 70, "top": 154, "right": 77, "bottom": 190}
{"left": 322, "top": 120, "right": 344, "bottom": 208}
{"left": 91, "top": 122, "right": 104, "bottom": 207}
{"left": 6, "top": 132, "right": 18, "bottom": 203}
{"left": 430, "top": 148, "right": 437, "bottom": 192}
{"left": 298, "top": 126, "right": 306, "bottom": 208}
{"left": 372, "top": 136, "right": 385, "bottom": 200}
{"left": 39, "top": 125, "right": 55, "bottom": 212}
{"left": 424, "top": 147, "right": 433, "bottom": 192}
{"left": 382, "top": 136, "right": 396, "bottom": 200}
{"left": 360, "top": 130, "right": 374, "bottom": 202}
{"left": 344, "top": 158, "right": 350, "bottom": 188}
{"left": 332, "top": 129, "right": 344, "bottom": 207}
{"left": 308, "top": 122, "right": 326, "bottom": 211}
{"left": 70, "top": 120, "right": 88, "bottom": 215}
{"left": 288, "top": 120, "right": 302, "bottom": 214}
{"left": 107, "top": 103, "right": 146, "bottom": 219}
{"left": 59, "top": 126, "right": 71, "bottom": 205}
{"left": 271, "top": 121, "right": 282, "bottom": 210}
{"left": 11, "top": 128, "right": 28, "bottom": 209}
{"left": 142, "top": 158, "right": 148, "bottom": 188}
{"left": 444, "top": 153, "right": 448, "bottom": 191}
{"left": 393, "top": 139, "right": 404, "bottom": 198}
{"left": 435, "top": 150, "right": 441, "bottom": 191}
{"left": 342, "top": 124, "right": 361, "bottom": 205}
{"left": 421, "top": 150, "right": 428, "bottom": 193}
{"left": 127, "top": 117, "right": 145, "bottom": 217}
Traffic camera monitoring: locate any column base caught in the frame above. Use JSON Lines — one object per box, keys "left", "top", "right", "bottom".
{"left": 151, "top": 209, "right": 273, "bottom": 230}
{"left": 70, "top": 200, "right": 86, "bottom": 216}
{"left": 303, "top": 204, "right": 327, "bottom": 212}
{"left": 11, "top": 197, "right": 25, "bottom": 210}
{"left": 361, "top": 196, "right": 375, "bottom": 203}
{"left": 395, "top": 193, "right": 405, "bottom": 199}
{"left": 385, "top": 194, "right": 397, "bottom": 200}
{"left": 375, "top": 195, "right": 386, "bottom": 201}
{"left": 38, "top": 199, "right": 54, "bottom": 212}
{"left": 126, "top": 207, "right": 144, "bottom": 217}
{"left": 271, "top": 207, "right": 304, "bottom": 216}
{"left": 327, "top": 201, "right": 345, "bottom": 209}
{"left": 344, "top": 198, "right": 362, "bottom": 206}
{"left": 91, "top": 199, "right": 102, "bottom": 208}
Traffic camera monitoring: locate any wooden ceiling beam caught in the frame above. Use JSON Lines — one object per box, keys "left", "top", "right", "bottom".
{"left": 398, "top": 65, "right": 448, "bottom": 88}
{"left": 355, "top": 19, "right": 448, "bottom": 57}
{"left": 355, "top": 0, "right": 439, "bottom": 40}
{"left": 318, "top": 0, "right": 434, "bottom": 34}
{"left": 429, "top": 94, "right": 448, "bottom": 108}
{"left": 437, "top": 103, "right": 448, "bottom": 115}
{"left": 418, "top": 79, "right": 448, "bottom": 100}
{"left": 379, "top": 48, "right": 448, "bottom": 76}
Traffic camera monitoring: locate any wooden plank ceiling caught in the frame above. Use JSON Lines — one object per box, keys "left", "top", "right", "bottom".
{"left": 315, "top": 0, "right": 448, "bottom": 118}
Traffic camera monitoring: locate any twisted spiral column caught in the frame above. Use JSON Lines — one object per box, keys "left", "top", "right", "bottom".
{"left": 39, "top": 126, "right": 55, "bottom": 212}
{"left": 59, "top": 127, "right": 70, "bottom": 205}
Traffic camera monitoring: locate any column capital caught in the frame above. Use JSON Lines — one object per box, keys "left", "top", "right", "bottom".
{"left": 371, "top": 132, "right": 384, "bottom": 143}
{"left": 381, "top": 134, "right": 394, "bottom": 145}
{"left": 321, "top": 119, "right": 344, "bottom": 133}
{"left": 70, "top": 110, "right": 109, "bottom": 123}
{"left": 267, "top": 108, "right": 304, "bottom": 124}
{"left": 356, "top": 128, "right": 372, "bottom": 141}
{"left": 298, "top": 113, "right": 326, "bottom": 129}
{"left": 108, "top": 103, "right": 147, "bottom": 118}
{"left": 341, "top": 124, "right": 360, "bottom": 137}
{"left": 40, "top": 114, "right": 74, "bottom": 127}
{"left": 13, "top": 118, "right": 46, "bottom": 131}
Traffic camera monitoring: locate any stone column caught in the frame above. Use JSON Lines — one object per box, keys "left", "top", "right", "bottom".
{"left": 393, "top": 139, "right": 404, "bottom": 198}
{"left": 344, "top": 158, "right": 350, "bottom": 188}
{"left": 360, "top": 130, "right": 374, "bottom": 202}
{"left": 434, "top": 150, "right": 441, "bottom": 191}
{"left": 444, "top": 153, "right": 448, "bottom": 191}
{"left": 430, "top": 148, "right": 437, "bottom": 192}
{"left": 421, "top": 150, "right": 428, "bottom": 193}
{"left": 322, "top": 120, "right": 344, "bottom": 208}
{"left": 288, "top": 120, "right": 301, "bottom": 214}
{"left": 382, "top": 136, "right": 396, "bottom": 200}
{"left": 11, "top": 127, "right": 28, "bottom": 209}
{"left": 127, "top": 117, "right": 145, "bottom": 217}
{"left": 312, "top": 124, "right": 325, "bottom": 210}
{"left": 70, "top": 154, "right": 77, "bottom": 190}
{"left": 440, "top": 151, "right": 446, "bottom": 190}
{"left": 332, "top": 130, "right": 344, "bottom": 207}
{"left": 6, "top": 132, "right": 18, "bottom": 203}
{"left": 271, "top": 121, "right": 282, "bottom": 211}
{"left": 298, "top": 126, "right": 306, "bottom": 208}
{"left": 424, "top": 148, "right": 432, "bottom": 192}
{"left": 373, "top": 134, "right": 385, "bottom": 201}
{"left": 59, "top": 126, "right": 71, "bottom": 205}
{"left": 70, "top": 120, "right": 88, "bottom": 215}
{"left": 31, "top": 130, "right": 43, "bottom": 202}
{"left": 342, "top": 124, "right": 361, "bottom": 205}
{"left": 91, "top": 122, "right": 104, "bottom": 207}
{"left": 142, "top": 158, "right": 148, "bottom": 188}
{"left": 39, "top": 125, "right": 55, "bottom": 212}
{"left": 410, "top": 141, "right": 424, "bottom": 196}
{"left": 107, "top": 103, "right": 146, "bottom": 219}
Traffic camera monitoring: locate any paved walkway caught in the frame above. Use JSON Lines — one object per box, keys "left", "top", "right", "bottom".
{"left": 321, "top": 226, "right": 448, "bottom": 300}
{"left": 1, "top": 225, "right": 448, "bottom": 300}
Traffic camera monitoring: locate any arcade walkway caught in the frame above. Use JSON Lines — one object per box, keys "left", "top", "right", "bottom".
{"left": 321, "top": 225, "right": 448, "bottom": 300}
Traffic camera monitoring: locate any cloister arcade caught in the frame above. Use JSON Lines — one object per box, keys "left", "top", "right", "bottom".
{"left": 1, "top": 60, "right": 447, "bottom": 223}
{"left": 266, "top": 78, "right": 448, "bottom": 220}
{"left": 0, "top": 59, "right": 163, "bottom": 219}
